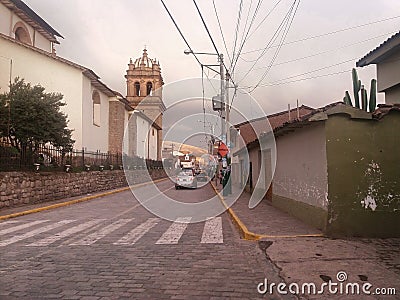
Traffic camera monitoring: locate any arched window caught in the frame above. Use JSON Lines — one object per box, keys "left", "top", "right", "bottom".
{"left": 92, "top": 91, "right": 101, "bottom": 126}
{"left": 134, "top": 82, "right": 140, "bottom": 96}
{"left": 146, "top": 82, "right": 153, "bottom": 96}
{"left": 13, "top": 22, "right": 32, "bottom": 45}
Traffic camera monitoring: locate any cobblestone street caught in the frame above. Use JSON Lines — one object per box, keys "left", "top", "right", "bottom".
{"left": 0, "top": 180, "right": 291, "bottom": 299}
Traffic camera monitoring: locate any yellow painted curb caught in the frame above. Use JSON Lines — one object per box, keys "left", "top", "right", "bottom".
{"left": 0, "top": 178, "right": 168, "bottom": 221}
{"left": 210, "top": 182, "right": 324, "bottom": 240}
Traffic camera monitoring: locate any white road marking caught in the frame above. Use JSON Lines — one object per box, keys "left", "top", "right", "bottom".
{"left": 114, "top": 218, "right": 159, "bottom": 245}
{"left": 0, "top": 220, "right": 75, "bottom": 246}
{"left": 201, "top": 217, "right": 223, "bottom": 244}
{"left": 70, "top": 219, "right": 133, "bottom": 245}
{"left": 27, "top": 219, "right": 105, "bottom": 246}
{"left": 0, "top": 220, "right": 19, "bottom": 227}
{"left": 155, "top": 217, "right": 192, "bottom": 245}
{"left": 0, "top": 220, "right": 49, "bottom": 236}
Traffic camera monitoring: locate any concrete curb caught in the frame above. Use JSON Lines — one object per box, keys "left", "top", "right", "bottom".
{"left": 210, "top": 182, "right": 324, "bottom": 240}
{"left": 0, "top": 178, "right": 168, "bottom": 221}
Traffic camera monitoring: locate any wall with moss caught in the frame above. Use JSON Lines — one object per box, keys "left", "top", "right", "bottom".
{"left": 325, "top": 112, "right": 400, "bottom": 237}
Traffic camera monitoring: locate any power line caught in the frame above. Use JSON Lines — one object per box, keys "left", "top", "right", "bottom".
{"left": 192, "top": 0, "right": 237, "bottom": 88}
{"left": 241, "top": 14, "right": 400, "bottom": 55}
{"left": 247, "top": 0, "right": 283, "bottom": 40}
{"left": 212, "top": 0, "right": 232, "bottom": 66}
{"left": 192, "top": 0, "right": 221, "bottom": 57}
{"left": 238, "top": 0, "right": 298, "bottom": 85}
{"left": 268, "top": 57, "right": 357, "bottom": 84}
{"left": 160, "top": 0, "right": 218, "bottom": 95}
{"left": 249, "top": 0, "right": 300, "bottom": 93}
{"left": 230, "top": 0, "right": 264, "bottom": 76}
{"left": 255, "top": 69, "right": 352, "bottom": 87}
{"left": 230, "top": 0, "right": 243, "bottom": 71}
{"left": 238, "top": 31, "right": 398, "bottom": 66}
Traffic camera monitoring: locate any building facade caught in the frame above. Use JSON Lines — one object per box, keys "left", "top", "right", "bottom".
{"left": 0, "top": 0, "right": 162, "bottom": 160}
{"left": 357, "top": 31, "right": 400, "bottom": 104}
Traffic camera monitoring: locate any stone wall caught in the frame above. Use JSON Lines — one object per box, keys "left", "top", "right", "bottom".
{"left": 0, "top": 169, "right": 166, "bottom": 209}
{"left": 108, "top": 100, "right": 126, "bottom": 154}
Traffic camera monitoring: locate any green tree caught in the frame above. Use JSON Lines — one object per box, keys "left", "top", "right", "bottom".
{"left": 0, "top": 77, "right": 74, "bottom": 152}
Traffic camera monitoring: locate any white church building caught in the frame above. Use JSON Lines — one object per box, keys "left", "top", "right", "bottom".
{"left": 0, "top": 0, "right": 162, "bottom": 160}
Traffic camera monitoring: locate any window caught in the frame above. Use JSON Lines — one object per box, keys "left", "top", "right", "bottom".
{"left": 134, "top": 82, "right": 140, "bottom": 96}
{"left": 13, "top": 22, "right": 32, "bottom": 45}
{"left": 152, "top": 128, "right": 155, "bottom": 136}
{"left": 146, "top": 82, "right": 153, "bottom": 96}
{"left": 92, "top": 91, "right": 101, "bottom": 126}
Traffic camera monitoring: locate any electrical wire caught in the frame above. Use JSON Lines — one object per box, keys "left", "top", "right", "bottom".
{"left": 247, "top": 0, "right": 283, "bottom": 40}
{"left": 268, "top": 57, "right": 357, "bottom": 84}
{"left": 238, "top": 0, "right": 297, "bottom": 85}
{"left": 160, "top": 0, "right": 218, "bottom": 97}
{"left": 256, "top": 69, "right": 352, "bottom": 87}
{"left": 230, "top": 0, "right": 243, "bottom": 72}
{"left": 192, "top": 0, "right": 237, "bottom": 89}
{"left": 230, "top": 0, "right": 264, "bottom": 76}
{"left": 238, "top": 30, "right": 398, "bottom": 65}
{"left": 241, "top": 14, "right": 400, "bottom": 55}
{"left": 212, "top": 0, "right": 232, "bottom": 67}
{"left": 249, "top": 0, "right": 300, "bottom": 92}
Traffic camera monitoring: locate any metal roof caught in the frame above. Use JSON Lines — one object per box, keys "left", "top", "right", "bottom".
{"left": 356, "top": 31, "right": 400, "bottom": 67}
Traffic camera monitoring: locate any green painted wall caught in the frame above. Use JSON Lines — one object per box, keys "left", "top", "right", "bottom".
{"left": 325, "top": 112, "right": 400, "bottom": 237}
{"left": 272, "top": 194, "right": 328, "bottom": 231}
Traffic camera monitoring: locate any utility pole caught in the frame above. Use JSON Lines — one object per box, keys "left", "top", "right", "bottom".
{"left": 225, "top": 71, "right": 230, "bottom": 152}
{"left": 219, "top": 54, "right": 225, "bottom": 144}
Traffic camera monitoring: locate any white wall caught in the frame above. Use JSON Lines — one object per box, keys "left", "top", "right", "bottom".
{"left": 34, "top": 31, "right": 51, "bottom": 52}
{"left": 0, "top": 3, "right": 52, "bottom": 52}
{"left": 0, "top": 36, "right": 84, "bottom": 148}
{"left": 273, "top": 122, "right": 329, "bottom": 210}
{"left": 81, "top": 76, "right": 109, "bottom": 152}
{"left": 136, "top": 114, "right": 149, "bottom": 158}
{"left": 148, "top": 127, "right": 158, "bottom": 160}
{"left": 0, "top": 3, "right": 11, "bottom": 36}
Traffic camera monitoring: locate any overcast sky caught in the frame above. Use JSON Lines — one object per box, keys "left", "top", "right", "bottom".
{"left": 24, "top": 0, "right": 400, "bottom": 116}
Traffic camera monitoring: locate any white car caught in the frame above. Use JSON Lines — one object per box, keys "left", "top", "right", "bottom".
{"left": 175, "top": 169, "right": 197, "bottom": 189}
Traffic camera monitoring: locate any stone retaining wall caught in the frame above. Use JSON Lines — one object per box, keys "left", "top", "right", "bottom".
{"left": 0, "top": 169, "right": 166, "bottom": 209}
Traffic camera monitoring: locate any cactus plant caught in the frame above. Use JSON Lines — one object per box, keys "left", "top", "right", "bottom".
{"left": 352, "top": 68, "right": 361, "bottom": 108}
{"left": 361, "top": 85, "right": 367, "bottom": 111}
{"left": 343, "top": 68, "right": 377, "bottom": 112}
{"left": 343, "top": 91, "right": 352, "bottom": 106}
{"left": 369, "top": 79, "right": 377, "bottom": 112}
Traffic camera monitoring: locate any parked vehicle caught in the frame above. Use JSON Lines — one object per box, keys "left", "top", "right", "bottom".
{"left": 175, "top": 170, "right": 197, "bottom": 189}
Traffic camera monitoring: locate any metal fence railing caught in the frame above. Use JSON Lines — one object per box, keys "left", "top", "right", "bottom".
{"left": 0, "top": 141, "right": 163, "bottom": 172}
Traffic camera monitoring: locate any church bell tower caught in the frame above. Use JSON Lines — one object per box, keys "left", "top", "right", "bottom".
{"left": 125, "top": 48, "right": 165, "bottom": 160}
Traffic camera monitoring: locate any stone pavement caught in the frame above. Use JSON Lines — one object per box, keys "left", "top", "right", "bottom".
{"left": 213, "top": 182, "right": 400, "bottom": 299}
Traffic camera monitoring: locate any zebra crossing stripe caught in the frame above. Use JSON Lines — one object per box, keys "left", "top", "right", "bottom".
{"left": 114, "top": 218, "right": 159, "bottom": 245}
{"left": 27, "top": 219, "right": 105, "bottom": 247}
{"left": 70, "top": 219, "right": 133, "bottom": 246}
{"left": 155, "top": 217, "right": 192, "bottom": 245}
{"left": 0, "top": 220, "right": 19, "bottom": 227}
{"left": 0, "top": 220, "right": 75, "bottom": 246}
{"left": 0, "top": 220, "right": 48, "bottom": 236}
{"left": 201, "top": 217, "right": 223, "bottom": 244}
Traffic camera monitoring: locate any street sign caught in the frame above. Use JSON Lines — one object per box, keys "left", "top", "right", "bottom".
{"left": 218, "top": 142, "right": 229, "bottom": 157}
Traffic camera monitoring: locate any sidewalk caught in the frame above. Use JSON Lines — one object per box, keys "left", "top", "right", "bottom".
{"left": 213, "top": 182, "right": 400, "bottom": 299}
